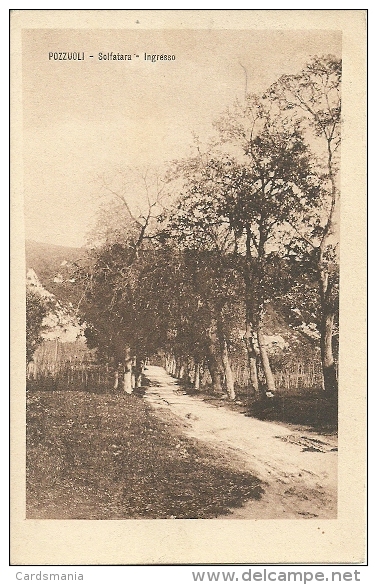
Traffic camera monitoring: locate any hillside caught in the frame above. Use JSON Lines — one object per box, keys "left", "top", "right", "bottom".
{"left": 25, "top": 240, "right": 86, "bottom": 306}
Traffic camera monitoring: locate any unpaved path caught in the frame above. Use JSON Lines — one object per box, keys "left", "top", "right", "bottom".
{"left": 143, "top": 366, "right": 337, "bottom": 519}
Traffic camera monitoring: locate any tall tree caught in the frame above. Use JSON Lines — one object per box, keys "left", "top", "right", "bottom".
{"left": 267, "top": 55, "right": 341, "bottom": 397}
{"left": 165, "top": 186, "right": 245, "bottom": 399}
{"left": 77, "top": 167, "right": 167, "bottom": 393}
{"left": 172, "top": 95, "right": 320, "bottom": 396}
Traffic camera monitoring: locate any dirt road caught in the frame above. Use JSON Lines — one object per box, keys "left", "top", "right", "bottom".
{"left": 143, "top": 366, "right": 337, "bottom": 519}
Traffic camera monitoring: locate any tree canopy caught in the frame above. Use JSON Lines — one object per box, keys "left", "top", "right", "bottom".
{"left": 74, "top": 55, "right": 341, "bottom": 399}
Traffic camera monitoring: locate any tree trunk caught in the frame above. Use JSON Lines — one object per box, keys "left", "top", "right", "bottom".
{"left": 206, "top": 345, "right": 223, "bottom": 394}
{"left": 316, "top": 126, "right": 339, "bottom": 398}
{"left": 245, "top": 321, "right": 260, "bottom": 397}
{"left": 244, "top": 225, "right": 266, "bottom": 398}
{"left": 257, "top": 327, "right": 276, "bottom": 393}
{"left": 320, "top": 309, "right": 338, "bottom": 398}
{"left": 114, "top": 369, "right": 119, "bottom": 390}
{"left": 206, "top": 324, "right": 223, "bottom": 394}
{"left": 207, "top": 362, "right": 223, "bottom": 394}
{"left": 185, "top": 358, "right": 192, "bottom": 384}
{"left": 219, "top": 338, "right": 236, "bottom": 400}
{"left": 168, "top": 355, "right": 176, "bottom": 375}
{"left": 174, "top": 357, "right": 181, "bottom": 379}
{"left": 194, "top": 362, "right": 201, "bottom": 391}
{"left": 318, "top": 264, "right": 338, "bottom": 398}
{"left": 134, "top": 359, "right": 143, "bottom": 388}
{"left": 123, "top": 346, "right": 133, "bottom": 394}
{"left": 135, "top": 375, "right": 142, "bottom": 388}
{"left": 166, "top": 354, "right": 174, "bottom": 375}
{"left": 178, "top": 364, "right": 185, "bottom": 380}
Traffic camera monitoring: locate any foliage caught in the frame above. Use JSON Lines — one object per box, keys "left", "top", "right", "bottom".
{"left": 267, "top": 56, "right": 341, "bottom": 396}
{"left": 26, "top": 289, "right": 50, "bottom": 363}
{"left": 71, "top": 54, "right": 340, "bottom": 397}
{"left": 249, "top": 391, "right": 337, "bottom": 433}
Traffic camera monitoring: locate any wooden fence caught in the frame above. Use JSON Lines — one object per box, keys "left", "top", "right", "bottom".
{"left": 233, "top": 362, "right": 324, "bottom": 391}
{"left": 26, "top": 340, "right": 114, "bottom": 392}
{"left": 28, "top": 340, "right": 327, "bottom": 394}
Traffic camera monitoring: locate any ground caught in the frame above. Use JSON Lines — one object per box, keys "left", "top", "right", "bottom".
{"left": 26, "top": 366, "right": 337, "bottom": 520}
{"left": 143, "top": 366, "right": 338, "bottom": 519}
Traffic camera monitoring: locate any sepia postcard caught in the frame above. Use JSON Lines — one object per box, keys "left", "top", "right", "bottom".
{"left": 11, "top": 10, "right": 367, "bottom": 565}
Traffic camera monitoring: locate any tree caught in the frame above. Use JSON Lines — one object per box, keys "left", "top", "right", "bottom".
{"left": 170, "top": 93, "right": 320, "bottom": 397}
{"left": 164, "top": 178, "right": 247, "bottom": 399}
{"left": 73, "top": 57, "right": 341, "bottom": 402}
{"left": 77, "top": 167, "right": 167, "bottom": 393}
{"left": 26, "top": 289, "right": 49, "bottom": 364}
{"left": 267, "top": 55, "right": 341, "bottom": 397}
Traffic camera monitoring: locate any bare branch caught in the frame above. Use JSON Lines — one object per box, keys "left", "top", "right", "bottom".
{"left": 239, "top": 62, "right": 248, "bottom": 100}
{"left": 285, "top": 219, "right": 316, "bottom": 250}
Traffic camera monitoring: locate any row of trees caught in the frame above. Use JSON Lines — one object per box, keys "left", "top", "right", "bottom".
{"left": 74, "top": 55, "right": 340, "bottom": 400}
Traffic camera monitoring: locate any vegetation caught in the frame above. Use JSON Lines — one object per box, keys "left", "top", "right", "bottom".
{"left": 25, "top": 54, "right": 341, "bottom": 521}
{"left": 71, "top": 55, "right": 340, "bottom": 403}
{"left": 26, "top": 240, "right": 83, "bottom": 306}
{"left": 26, "top": 289, "right": 50, "bottom": 364}
{"left": 26, "top": 389, "right": 263, "bottom": 519}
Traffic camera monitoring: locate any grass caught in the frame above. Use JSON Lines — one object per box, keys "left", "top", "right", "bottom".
{"left": 180, "top": 381, "right": 337, "bottom": 434}
{"left": 26, "top": 388, "right": 263, "bottom": 519}
{"left": 246, "top": 392, "right": 338, "bottom": 433}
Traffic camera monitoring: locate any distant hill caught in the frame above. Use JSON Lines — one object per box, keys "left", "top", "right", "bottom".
{"left": 25, "top": 240, "right": 86, "bottom": 307}
{"left": 25, "top": 240, "right": 83, "bottom": 275}
{"left": 26, "top": 268, "right": 84, "bottom": 342}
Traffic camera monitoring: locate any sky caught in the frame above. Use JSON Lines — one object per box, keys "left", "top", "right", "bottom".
{"left": 22, "top": 28, "right": 341, "bottom": 247}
